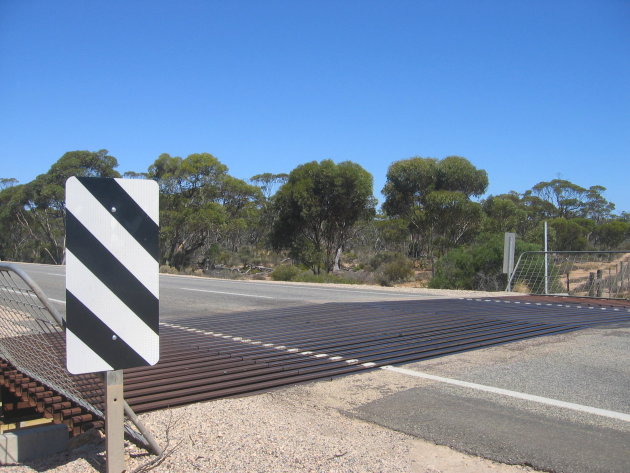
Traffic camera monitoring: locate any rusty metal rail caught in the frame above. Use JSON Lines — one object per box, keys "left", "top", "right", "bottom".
{"left": 3, "top": 295, "right": 630, "bottom": 421}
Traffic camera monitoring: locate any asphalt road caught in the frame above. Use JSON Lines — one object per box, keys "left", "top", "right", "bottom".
{"left": 5, "top": 262, "right": 630, "bottom": 473}
{"left": 353, "top": 325, "right": 630, "bottom": 473}
{"left": 6, "top": 262, "right": 448, "bottom": 319}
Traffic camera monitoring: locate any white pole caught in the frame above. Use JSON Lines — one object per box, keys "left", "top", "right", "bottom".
{"left": 544, "top": 221, "right": 549, "bottom": 295}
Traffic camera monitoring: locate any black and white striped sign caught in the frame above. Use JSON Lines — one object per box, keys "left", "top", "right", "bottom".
{"left": 65, "top": 177, "right": 159, "bottom": 374}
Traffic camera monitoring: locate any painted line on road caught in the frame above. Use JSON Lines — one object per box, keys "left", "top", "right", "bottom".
{"left": 161, "top": 322, "right": 367, "bottom": 366}
{"left": 178, "top": 287, "right": 274, "bottom": 299}
{"left": 45, "top": 273, "right": 64, "bottom": 277}
{"left": 381, "top": 365, "right": 630, "bottom": 423}
{"left": 1, "top": 286, "right": 65, "bottom": 304}
{"left": 466, "top": 297, "right": 630, "bottom": 313}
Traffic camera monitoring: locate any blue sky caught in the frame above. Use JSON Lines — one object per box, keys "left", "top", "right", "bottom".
{"left": 1, "top": 1, "right": 628, "bottom": 212}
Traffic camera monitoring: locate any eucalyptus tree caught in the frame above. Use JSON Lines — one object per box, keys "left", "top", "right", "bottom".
{"left": 382, "top": 156, "right": 488, "bottom": 265}
{"left": 10, "top": 150, "right": 120, "bottom": 264}
{"left": 271, "top": 160, "right": 375, "bottom": 274}
{"left": 248, "top": 173, "right": 289, "bottom": 246}
{"left": 482, "top": 195, "right": 529, "bottom": 234}
{"left": 526, "top": 179, "right": 614, "bottom": 222}
{"left": 148, "top": 152, "right": 262, "bottom": 269}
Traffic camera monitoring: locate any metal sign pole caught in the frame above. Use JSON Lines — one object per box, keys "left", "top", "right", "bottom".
{"left": 503, "top": 232, "right": 516, "bottom": 291}
{"left": 105, "top": 370, "right": 125, "bottom": 473}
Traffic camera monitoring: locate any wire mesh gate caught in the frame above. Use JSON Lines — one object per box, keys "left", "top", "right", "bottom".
{"left": 507, "top": 251, "right": 630, "bottom": 299}
{"left": 0, "top": 263, "right": 159, "bottom": 452}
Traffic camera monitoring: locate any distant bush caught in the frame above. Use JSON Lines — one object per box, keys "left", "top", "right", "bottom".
{"left": 375, "top": 255, "right": 414, "bottom": 286}
{"left": 271, "top": 265, "right": 363, "bottom": 284}
{"left": 271, "top": 265, "right": 301, "bottom": 281}
{"left": 366, "top": 251, "right": 401, "bottom": 272}
{"left": 159, "top": 265, "right": 179, "bottom": 274}
{"left": 295, "top": 272, "right": 361, "bottom": 285}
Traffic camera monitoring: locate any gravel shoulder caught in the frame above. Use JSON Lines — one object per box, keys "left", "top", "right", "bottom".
{"left": 5, "top": 368, "right": 543, "bottom": 473}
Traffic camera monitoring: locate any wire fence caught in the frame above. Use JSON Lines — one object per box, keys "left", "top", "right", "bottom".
{"left": 0, "top": 263, "right": 153, "bottom": 450}
{"left": 507, "top": 251, "right": 630, "bottom": 299}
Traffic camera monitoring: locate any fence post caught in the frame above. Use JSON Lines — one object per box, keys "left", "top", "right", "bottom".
{"left": 608, "top": 267, "right": 612, "bottom": 298}
{"left": 588, "top": 272, "right": 595, "bottom": 297}
{"left": 596, "top": 269, "right": 603, "bottom": 297}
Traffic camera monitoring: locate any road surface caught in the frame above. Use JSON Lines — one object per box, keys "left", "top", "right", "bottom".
{"left": 5, "top": 262, "right": 630, "bottom": 473}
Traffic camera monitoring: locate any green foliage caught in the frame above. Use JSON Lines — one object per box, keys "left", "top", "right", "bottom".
{"left": 149, "top": 152, "right": 262, "bottom": 269}
{"left": 3, "top": 146, "right": 627, "bottom": 294}
{"left": 429, "top": 234, "right": 539, "bottom": 290}
{"left": 526, "top": 179, "right": 615, "bottom": 221}
{"left": 375, "top": 255, "right": 414, "bottom": 286}
{"left": 382, "top": 156, "right": 488, "bottom": 263}
{"left": 159, "top": 265, "right": 179, "bottom": 274}
{"left": 482, "top": 195, "right": 528, "bottom": 234}
{"left": 0, "top": 150, "right": 120, "bottom": 264}
{"left": 367, "top": 251, "right": 401, "bottom": 271}
{"left": 374, "top": 217, "right": 409, "bottom": 252}
{"left": 270, "top": 265, "right": 302, "bottom": 281}
{"left": 270, "top": 265, "right": 362, "bottom": 284}
{"left": 292, "top": 272, "right": 362, "bottom": 284}
{"left": 271, "top": 160, "right": 375, "bottom": 273}
{"left": 0, "top": 178, "right": 19, "bottom": 190}
{"left": 592, "top": 220, "right": 630, "bottom": 249}
{"left": 250, "top": 173, "right": 289, "bottom": 200}
{"left": 548, "top": 218, "right": 588, "bottom": 251}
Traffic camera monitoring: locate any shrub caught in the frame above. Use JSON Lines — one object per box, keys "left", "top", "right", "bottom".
{"left": 159, "top": 265, "right": 179, "bottom": 274}
{"left": 429, "top": 233, "right": 539, "bottom": 290}
{"left": 376, "top": 255, "right": 414, "bottom": 286}
{"left": 271, "top": 265, "right": 301, "bottom": 281}
{"left": 295, "top": 272, "right": 361, "bottom": 284}
{"left": 367, "top": 251, "right": 401, "bottom": 272}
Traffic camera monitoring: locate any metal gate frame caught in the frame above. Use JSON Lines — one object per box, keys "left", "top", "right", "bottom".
{"left": 506, "top": 251, "right": 630, "bottom": 299}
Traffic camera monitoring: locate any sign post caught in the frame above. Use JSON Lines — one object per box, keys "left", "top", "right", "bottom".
{"left": 105, "top": 370, "right": 125, "bottom": 473}
{"left": 65, "top": 177, "right": 159, "bottom": 472}
{"left": 503, "top": 232, "right": 516, "bottom": 290}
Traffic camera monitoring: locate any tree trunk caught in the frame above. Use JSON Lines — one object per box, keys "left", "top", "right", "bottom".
{"left": 333, "top": 247, "right": 342, "bottom": 271}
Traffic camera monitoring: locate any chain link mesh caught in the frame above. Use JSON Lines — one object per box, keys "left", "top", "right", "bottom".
{"left": 507, "top": 251, "right": 630, "bottom": 299}
{"left": 0, "top": 264, "right": 152, "bottom": 449}
{"left": 0, "top": 265, "right": 105, "bottom": 416}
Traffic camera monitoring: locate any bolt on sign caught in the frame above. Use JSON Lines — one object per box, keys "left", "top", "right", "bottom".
{"left": 65, "top": 177, "right": 159, "bottom": 374}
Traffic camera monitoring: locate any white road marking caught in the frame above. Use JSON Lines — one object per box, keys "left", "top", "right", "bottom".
{"left": 179, "top": 287, "right": 274, "bottom": 299}
{"left": 381, "top": 365, "right": 630, "bottom": 423}
{"left": 45, "top": 273, "right": 64, "bottom": 277}
{"left": 2, "top": 286, "right": 65, "bottom": 305}
{"left": 161, "top": 322, "right": 355, "bottom": 367}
